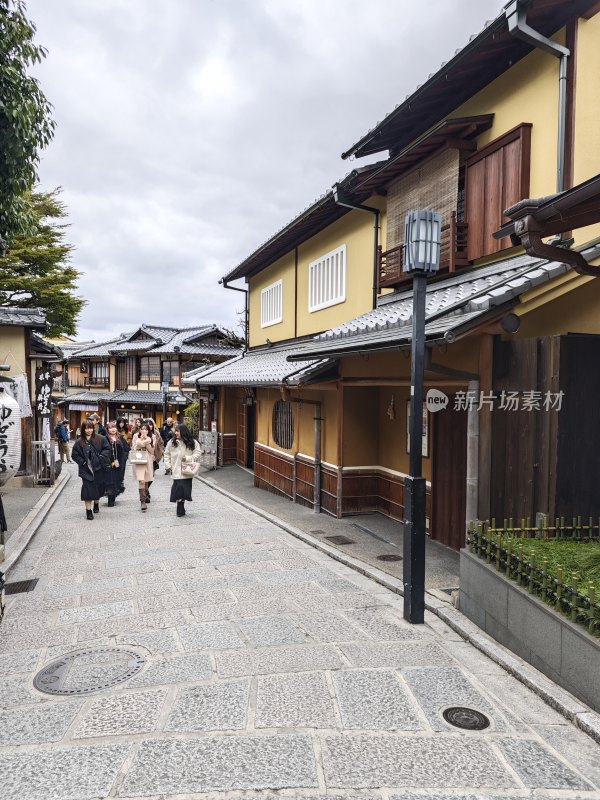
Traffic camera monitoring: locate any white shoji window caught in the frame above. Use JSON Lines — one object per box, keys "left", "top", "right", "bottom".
{"left": 260, "top": 280, "right": 283, "bottom": 328}
{"left": 308, "top": 244, "right": 346, "bottom": 312}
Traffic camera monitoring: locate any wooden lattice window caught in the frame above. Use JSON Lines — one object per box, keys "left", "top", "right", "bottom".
{"left": 272, "top": 400, "right": 294, "bottom": 449}
{"left": 139, "top": 356, "right": 161, "bottom": 382}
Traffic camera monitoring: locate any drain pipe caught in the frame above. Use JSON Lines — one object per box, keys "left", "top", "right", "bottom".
{"left": 219, "top": 278, "right": 248, "bottom": 349}
{"left": 333, "top": 184, "right": 380, "bottom": 309}
{"left": 505, "top": 0, "right": 570, "bottom": 193}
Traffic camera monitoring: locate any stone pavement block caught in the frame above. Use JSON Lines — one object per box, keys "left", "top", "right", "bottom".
{"left": 496, "top": 738, "right": 592, "bottom": 790}
{"left": 216, "top": 644, "right": 345, "bottom": 677}
{"left": 257, "top": 567, "right": 334, "bottom": 585}
{"left": 238, "top": 615, "right": 308, "bottom": 647}
{"left": 477, "top": 674, "right": 568, "bottom": 726}
{"left": 293, "top": 592, "right": 385, "bottom": 611}
{"left": 317, "top": 577, "right": 363, "bottom": 593}
{"left": 73, "top": 688, "right": 167, "bottom": 738}
{"left": 217, "top": 561, "right": 285, "bottom": 575}
{"left": 0, "top": 699, "right": 83, "bottom": 745}
{"left": 127, "top": 652, "right": 213, "bottom": 688}
{"left": 0, "top": 626, "right": 75, "bottom": 654}
{"left": 79, "top": 583, "right": 174, "bottom": 605}
{"left": 333, "top": 670, "right": 424, "bottom": 730}
{"left": 121, "top": 735, "right": 318, "bottom": 794}
{"left": 58, "top": 600, "right": 135, "bottom": 625}
{"left": 179, "top": 620, "right": 246, "bottom": 651}
{"left": 340, "top": 641, "right": 452, "bottom": 668}
{"left": 205, "top": 550, "right": 280, "bottom": 566}
{"left": 137, "top": 587, "right": 232, "bottom": 614}
{"left": 322, "top": 734, "right": 516, "bottom": 788}
{"left": 166, "top": 679, "right": 249, "bottom": 731}
{"left": 256, "top": 671, "right": 336, "bottom": 729}
{"left": 346, "top": 608, "right": 427, "bottom": 641}
{"left": 0, "top": 648, "right": 40, "bottom": 675}
{"left": 1, "top": 613, "right": 58, "bottom": 636}
{"left": 230, "top": 582, "right": 327, "bottom": 602}
{"left": 191, "top": 598, "right": 296, "bottom": 622}
{"left": 174, "top": 573, "right": 258, "bottom": 591}
{"left": 535, "top": 723, "right": 600, "bottom": 788}
{"left": 1, "top": 743, "right": 129, "bottom": 800}
{"left": 116, "top": 627, "right": 181, "bottom": 653}
{"left": 293, "top": 612, "right": 372, "bottom": 643}
{"left": 76, "top": 608, "right": 194, "bottom": 641}
{"left": 403, "top": 667, "right": 510, "bottom": 732}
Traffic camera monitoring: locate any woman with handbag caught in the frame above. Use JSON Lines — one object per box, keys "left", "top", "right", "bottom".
{"left": 163, "top": 423, "right": 201, "bottom": 516}
{"left": 144, "top": 418, "right": 163, "bottom": 501}
{"left": 130, "top": 422, "right": 155, "bottom": 512}
{"left": 71, "top": 420, "right": 111, "bottom": 520}
{"left": 104, "top": 420, "right": 128, "bottom": 506}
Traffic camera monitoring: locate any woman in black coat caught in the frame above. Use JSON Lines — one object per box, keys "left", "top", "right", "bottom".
{"left": 71, "top": 420, "right": 111, "bottom": 520}
{"left": 104, "top": 420, "right": 128, "bottom": 506}
{"left": 116, "top": 417, "right": 131, "bottom": 493}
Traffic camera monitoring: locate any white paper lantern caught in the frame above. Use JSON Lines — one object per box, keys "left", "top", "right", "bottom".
{"left": 0, "top": 388, "right": 22, "bottom": 487}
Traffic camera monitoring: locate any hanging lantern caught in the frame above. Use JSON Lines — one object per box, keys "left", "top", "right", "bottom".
{"left": 0, "top": 388, "right": 22, "bottom": 487}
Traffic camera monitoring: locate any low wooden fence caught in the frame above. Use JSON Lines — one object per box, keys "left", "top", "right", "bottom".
{"left": 468, "top": 519, "right": 600, "bottom": 636}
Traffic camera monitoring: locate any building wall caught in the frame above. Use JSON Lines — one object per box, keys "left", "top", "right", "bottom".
{"left": 0, "top": 326, "right": 27, "bottom": 375}
{"left": 248, "top": 252, "right": 296, "bottom": 347}
{"left": 453, "top": 34, "right": 561, "bottom": 209}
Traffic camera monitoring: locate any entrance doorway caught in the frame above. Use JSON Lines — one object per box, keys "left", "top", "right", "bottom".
{"left": 246, "top": 404, "right": 256, "bottom": 468}
{"left": 431, "top": 396, "right": 468, "bottom": 550}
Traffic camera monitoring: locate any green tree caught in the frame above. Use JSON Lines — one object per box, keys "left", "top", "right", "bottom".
{"left": 0, "top": 189, "right": 84, "bottom": 336}
{"left": 0, "top": 0, "right": 55, "bottom": 241}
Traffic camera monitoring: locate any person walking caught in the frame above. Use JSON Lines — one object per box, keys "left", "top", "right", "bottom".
{"left": 160, "top": 416, "right": 175, "bottom": 474}
{"left": 87, "top": 412, "right": 107, "bottom": 437}
{"left": 164, "top": 423, "right": 201, "bottom": 516}
{"left": 56, "top": 419, "right": 73, "bottom": 463}
{"left": 116, "top": 417, "right": 131, "bottom": 493}
{"left": 144, "top": 418, "right": 163, "bottom": 501}
{"left": 71, "top": 420, "right": 111, "bottom": 520}
{"left": 130, "top": 422, "right": 155, "bottom": 512}
{"left": 104, "top": 420, "right": 128, "bottom": 506}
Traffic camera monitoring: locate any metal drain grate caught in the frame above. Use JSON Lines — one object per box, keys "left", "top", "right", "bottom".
{"left": 325, "top": 535, "right": 355, "bottom": 546}
{"left": 34, "top": 647, "right": 146, "bottom": 696}
{"left": 443, "top": 706, "right": 490, "bottom": 730}
{"left": 377, "top": 554, "right": 403, "bottom": 562}
{"left": 5, "top": 579, "right": 38, "bottom": 595}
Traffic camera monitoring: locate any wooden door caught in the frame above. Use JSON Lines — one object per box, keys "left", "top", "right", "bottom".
{"left": 431, "top": 397, "right": 468, "bottom": 550}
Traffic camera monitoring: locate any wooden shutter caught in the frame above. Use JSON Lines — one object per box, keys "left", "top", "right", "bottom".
{"left": 466, "top": 124, "right": 532, "bottom": 260}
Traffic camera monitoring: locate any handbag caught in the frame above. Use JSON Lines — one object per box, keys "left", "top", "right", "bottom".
{"left": 129, "top": 448, "right": 148, "bottom": 465}
{"left": 181, "top": 457, "right": 200, "bottom": 478}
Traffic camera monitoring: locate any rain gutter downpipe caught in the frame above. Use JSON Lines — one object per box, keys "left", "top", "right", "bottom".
{"left": 219, "top": 277, "right": 248, "bottom": 349}
{"left": 333, "top": 184, "right": 380, "bottom": 309}
{"left": 505, "top": 0, "right": 569, "bottom": 194}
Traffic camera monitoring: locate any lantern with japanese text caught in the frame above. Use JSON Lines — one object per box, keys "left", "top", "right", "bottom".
{"left": 0, "top": 388, "right": 22, "bottom": 486}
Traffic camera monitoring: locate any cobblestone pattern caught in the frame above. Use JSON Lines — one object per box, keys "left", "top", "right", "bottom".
{"left": 1, "top": 469, "right": 598, "bottom": 797}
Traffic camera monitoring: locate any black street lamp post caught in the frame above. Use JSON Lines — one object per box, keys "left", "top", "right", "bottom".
{"left": 402, "top": 210, "right": 441, "bottom": 624}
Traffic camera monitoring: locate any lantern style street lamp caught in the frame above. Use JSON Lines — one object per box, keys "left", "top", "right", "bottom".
{"left": 403, "top": 209, "right": 441, "bottom": 623}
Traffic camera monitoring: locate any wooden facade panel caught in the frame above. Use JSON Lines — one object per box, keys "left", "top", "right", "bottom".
{"left": 320, "top": 465, "right": 338, "bottom": 517}
{"left": 466, "top": 159, "right": 485, "bottom": 260}
{"left": 295, "top": 456, "right": 315, "bottom": 506}
{"left": 219, "top": 433, "right": 237, "bottom": 465}
{"left": 483, "top": 148, "right": 503, "bottom": 256}
{"left": 254, "top": 444, "right": 294, "bottom": 500}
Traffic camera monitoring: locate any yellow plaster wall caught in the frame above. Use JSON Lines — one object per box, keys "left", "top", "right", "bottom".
{"left": 572, "top": 13, "right": 600, "bottom": 245}
{"left": 297, "top": 200, "right": 385, "bottom": 337}
{"left": 453, "top": 35, "right": 562, "bottom": 203}
{"left": 516, "top": 275, "right": 600, "bottom": 337}
{"left": 0, "top": 327, "right": 27, "bottom": 376}
{"left": 343, "top": 388, "right": 379, "bottom": 466}
{"left": 249, "top": 252, "right": 296, "bottom": 347}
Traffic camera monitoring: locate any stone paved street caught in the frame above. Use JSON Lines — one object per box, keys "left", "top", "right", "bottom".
{"left": 1, "top": 464, "right": 600, "bottom": 799}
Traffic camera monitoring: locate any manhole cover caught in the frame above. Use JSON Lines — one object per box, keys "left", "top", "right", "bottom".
{"left": 34, "top": 647, "right": 145, "bottom": 696}
{"left": 377, "top": 554, "right": 403, "bottom": 562}
{"left": 442, "top": 706, "right": 490, "bottom": 730}
{"left": 325, "top": 535, "right": 355, "bottom": 545}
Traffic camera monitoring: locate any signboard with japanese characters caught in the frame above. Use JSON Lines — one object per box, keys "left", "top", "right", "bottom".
{"left": 35, "top": 367, "right": 54, "bottom": 418}
{"left": 0, "top": 390, "right": 22, "bottom": 486}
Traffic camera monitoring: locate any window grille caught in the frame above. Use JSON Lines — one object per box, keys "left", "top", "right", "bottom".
{"left": 272, "top": 400, "right": 294, "bottom": 449}
{"left": 308, "top": 244, "right": 346, "bottom": 312}
{"left": 90, "top": 362, "right": 109, "bottom": 386}
{"left": 261, "top": 280, "right": 283, "bottom": 328}
{"left": 139, "top": 356, "right": 161, "bottom": 382}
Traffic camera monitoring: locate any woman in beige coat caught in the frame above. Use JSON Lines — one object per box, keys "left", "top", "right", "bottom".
{"left": 130, "top": 422, "right": 155, "bottom": 511}
{"left": 164, "top": 423, "right": 201, "bottom": 516}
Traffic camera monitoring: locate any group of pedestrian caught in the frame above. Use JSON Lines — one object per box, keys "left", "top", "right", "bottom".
{"left": 69, "top": 413, "right": 201, "bottom": 519}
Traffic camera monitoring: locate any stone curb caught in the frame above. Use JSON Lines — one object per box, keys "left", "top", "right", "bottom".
{"left": 1, "top": 470, "right": 71, "bottom": 575}
{"left": 196, "top": 472, "right": 600, "bottom": 744}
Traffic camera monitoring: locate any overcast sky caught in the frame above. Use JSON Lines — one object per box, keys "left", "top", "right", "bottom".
{"left": 28, "top": 0, "right": 502, "bottom": 342}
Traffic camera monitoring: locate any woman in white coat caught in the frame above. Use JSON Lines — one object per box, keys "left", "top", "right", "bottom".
{"left": 130, "top": 422, "right": 156, "bottom": 511}
{"left": 164, "top": 423, "right": 201, "bottom": 516}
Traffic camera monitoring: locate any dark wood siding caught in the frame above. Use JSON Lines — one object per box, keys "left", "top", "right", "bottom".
{"left": 466, "top": 124, "right": 532, "bottom": 259}
{"left": 431, "top": 398, "right": 468, "bottom": 550}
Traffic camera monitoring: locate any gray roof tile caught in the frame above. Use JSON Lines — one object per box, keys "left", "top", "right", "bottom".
{"left": 0, "top": 306, "right": 46, "bottom": 328}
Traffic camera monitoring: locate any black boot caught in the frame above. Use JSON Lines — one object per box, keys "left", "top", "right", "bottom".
{"left": 86, "top": 509, "right": 94, "bottom": 520}
{"left": 176, "top": 501, "right": 185, "bottom": 517}
{"left": 93, "top": 502, "right": 100, "bottom": 514}
{"left": 139, "top": 488, "right": 147, "bottom": 512}
{"left": 146, "top": 481, "right": 152, "bottom": 502}
{"left": 107, "top": 495, "right": 115, "bottom": 507}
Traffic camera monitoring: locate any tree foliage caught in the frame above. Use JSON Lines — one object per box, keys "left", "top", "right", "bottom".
{"left": 0, "top": 189, "right": 84, "bottom": 336}
{"left": 0, "top": 0, "right": 55, "bottom": 240}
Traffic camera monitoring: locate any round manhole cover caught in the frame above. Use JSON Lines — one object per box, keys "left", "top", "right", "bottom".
{"left": 442, "top": 706, "right": 490, "bottom": 731}
{"left": 34, "top": 647, "right": 145, "bottom": 696}
{"left": 376, "top": 554, "right": 403, "bottom": 562}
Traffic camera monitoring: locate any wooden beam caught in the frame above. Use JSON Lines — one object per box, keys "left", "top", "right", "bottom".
{"left": 477, "top": 334, "right": 494, "bottom": 520}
